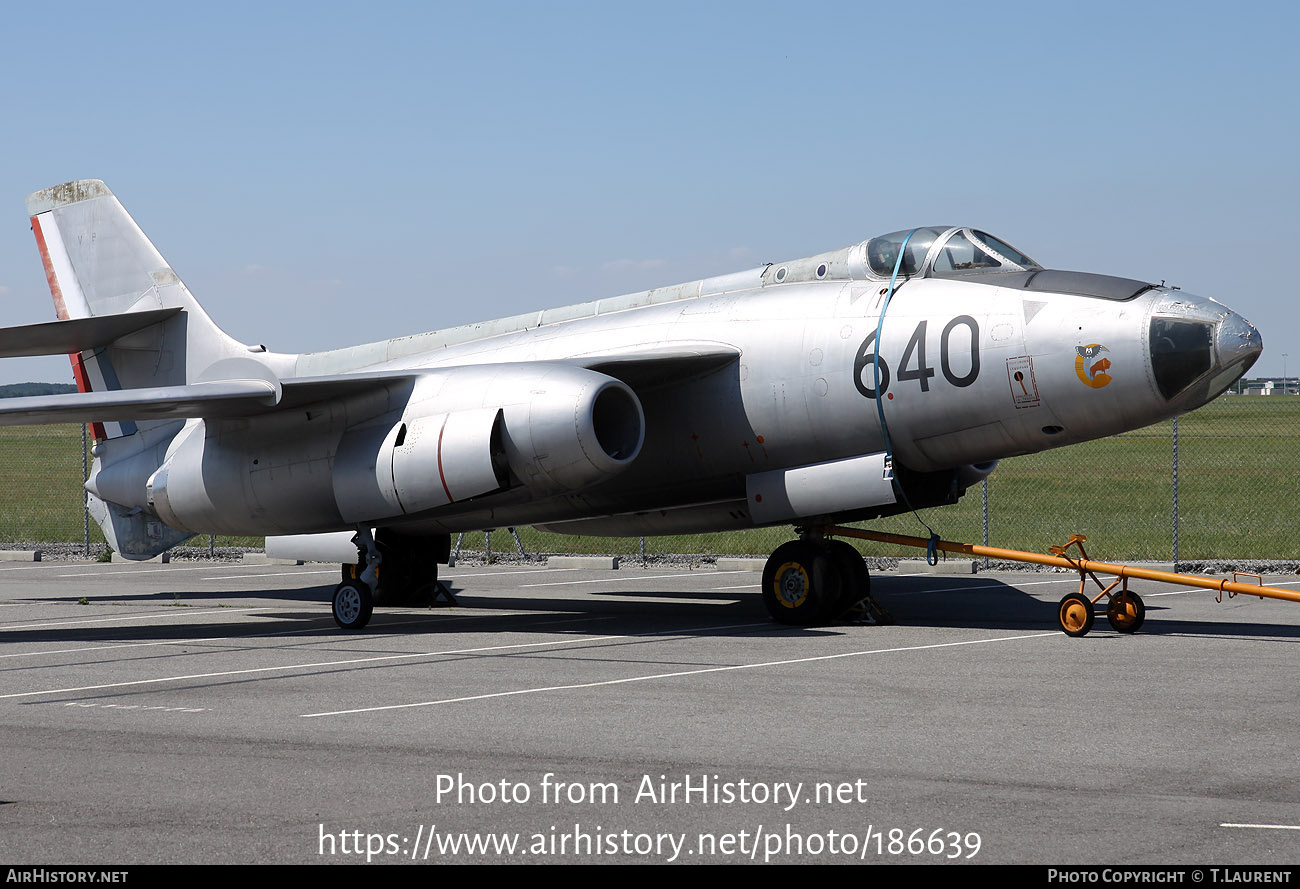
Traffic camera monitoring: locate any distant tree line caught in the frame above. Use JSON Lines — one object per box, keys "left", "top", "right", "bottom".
{"left": 0, "top": 382, "right": 77, "bottom": 398}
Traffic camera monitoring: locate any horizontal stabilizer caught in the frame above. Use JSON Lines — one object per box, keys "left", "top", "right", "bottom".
{"left": 0, "top": 308, "right": 183, "bottom": 358}
{"left": 0, "top": 379, "right": 278, "bottom": 425}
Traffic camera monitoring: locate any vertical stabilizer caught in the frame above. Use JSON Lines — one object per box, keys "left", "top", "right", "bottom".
{"left": 25, "top": 180, "right": 281, "bottom": 558}
{"left": 26, "top": 180, "right": 278, "bottom": 440}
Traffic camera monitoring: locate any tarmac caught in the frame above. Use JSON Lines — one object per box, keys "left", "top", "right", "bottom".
{"left": 2, "top": 557, "right": 1297, "bottom": 864}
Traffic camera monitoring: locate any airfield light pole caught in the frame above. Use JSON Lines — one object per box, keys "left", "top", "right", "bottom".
{"left": 1284, "top": 353, "right": 1289, "bottom": 394}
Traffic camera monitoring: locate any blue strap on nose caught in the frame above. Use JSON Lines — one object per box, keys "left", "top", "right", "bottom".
{"left": 873, "top": 229, "right": 941, "bottom": 565}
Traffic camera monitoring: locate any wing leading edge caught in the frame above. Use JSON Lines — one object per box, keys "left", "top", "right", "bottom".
{"left": 0, "top": 348, "right": 741, "bottom": 426}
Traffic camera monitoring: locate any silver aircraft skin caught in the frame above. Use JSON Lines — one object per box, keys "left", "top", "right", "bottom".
{"left": 0, "top": 181, "right": 1263, "bottom": 628}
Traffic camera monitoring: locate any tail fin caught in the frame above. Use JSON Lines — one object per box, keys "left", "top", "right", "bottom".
{"left": 24, "top": 180, "right": 281, "bottom": 558}
{"left": 27, "top": 180, "right": 274, "bottom": 440}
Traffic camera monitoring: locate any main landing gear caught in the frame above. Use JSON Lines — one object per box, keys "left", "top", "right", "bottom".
{"left": 331, "top": 528, "right": 452, "bottom": 630}
{"left": 761, "top": 535, "right": 890, "bottom": 626}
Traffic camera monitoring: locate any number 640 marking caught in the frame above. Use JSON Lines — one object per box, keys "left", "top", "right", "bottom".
{"left": 853, "top": 315, "right": 980, "bottom": 399}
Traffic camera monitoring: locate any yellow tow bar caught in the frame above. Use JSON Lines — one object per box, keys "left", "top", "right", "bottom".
{"left": 815, "top": 526, "right": 1300, "bottom": 637}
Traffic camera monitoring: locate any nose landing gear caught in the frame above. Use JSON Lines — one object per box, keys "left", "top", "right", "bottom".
{"left": 331, "top": 525, "right": 382, "bottom": 630}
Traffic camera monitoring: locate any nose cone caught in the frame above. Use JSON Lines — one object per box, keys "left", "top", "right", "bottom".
{"left": 1148, "top": 291, "right": 1262, "bottom": 406}
{"left": 1216, "top": 308, "right": 1263, "bottom": 378}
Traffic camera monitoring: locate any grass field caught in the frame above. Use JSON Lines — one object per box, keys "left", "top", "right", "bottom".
{"left": 1, "top": 396, "right": 1295, "bottom": 560}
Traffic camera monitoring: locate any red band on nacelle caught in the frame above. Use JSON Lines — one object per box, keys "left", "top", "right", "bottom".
{"left": 436, "top": 417, "right": 454, "bottom": 503}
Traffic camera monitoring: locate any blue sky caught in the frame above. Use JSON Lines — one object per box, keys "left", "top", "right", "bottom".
{"left": 0, "top": 0, "right": 1294, "bottom": 383}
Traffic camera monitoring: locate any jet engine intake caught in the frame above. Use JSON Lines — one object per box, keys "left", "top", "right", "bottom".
{"left": 499, "top": 373, "right": 645, "bottom": 494}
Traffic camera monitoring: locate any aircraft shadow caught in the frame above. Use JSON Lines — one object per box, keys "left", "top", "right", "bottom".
{"left": 6, "top": 576, "right": 1296, "bottom": 644}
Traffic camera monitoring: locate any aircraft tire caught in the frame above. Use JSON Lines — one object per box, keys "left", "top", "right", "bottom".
{"left": 332, "top": 580, "right": 374, "bottom": 630}
{"left": 1106, "top": 590, "right": 1145, "bottom": 633}
{"left": 1057, "top": 592, "right": 1094, "bottom": 637}
{"left": 826, "top": 540, "right": 871, "bottom": 620}
{"left": 761, "top": 541, "right": 842, "bottom": 626}
{"left": 374, "top": 529, "right": 438, "bottom": 605}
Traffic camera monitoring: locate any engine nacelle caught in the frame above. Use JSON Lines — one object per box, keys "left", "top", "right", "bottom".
{"left": 331, "top": 364, "right": 645, "bottom": 522}
{"left": 145, "top": 365, "right": 646, "bottom": 530}
{"left": 495, "top": 367, "right": 644, "bottom": 494}
{"left": 333, "top": 407, "right": 509, "bottom": 521}
{"left": 146, "top": 420, "right": 224, "bottom": 533}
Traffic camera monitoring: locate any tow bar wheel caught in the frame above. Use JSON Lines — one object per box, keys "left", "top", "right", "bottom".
{"left": 1058, "top": 592, "right": 1095, "bottom": 637}
{"left": 1106, "top": 590, "right": 1146, "bottom": 633}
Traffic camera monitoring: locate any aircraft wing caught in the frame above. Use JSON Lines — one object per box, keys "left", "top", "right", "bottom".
{"left": 0, "top": 329, "right": 739, "bottom": 426}
{"left": 0, "top": 379, "right": 281, "bottom": 424}
{"left": 0, "top": 372, "right": 429, "bottom": 426}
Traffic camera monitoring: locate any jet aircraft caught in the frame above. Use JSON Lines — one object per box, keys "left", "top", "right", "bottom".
{"left": 0, "top": 181, "right": 1263, "bottom": 629}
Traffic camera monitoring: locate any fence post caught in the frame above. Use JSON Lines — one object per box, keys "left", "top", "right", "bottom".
{"left": 981, "top": 477, "right": 990, "bottom": 569}
{"left": 82, "top": 424, "right": 90, "bottom": 558}
{"left": 1171, "top": 416, "right": 1180, "bottom": 568}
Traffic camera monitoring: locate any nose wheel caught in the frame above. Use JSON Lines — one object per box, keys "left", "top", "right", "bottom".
{"left": 332, "top": 580, "right": 373, "bottom": 630}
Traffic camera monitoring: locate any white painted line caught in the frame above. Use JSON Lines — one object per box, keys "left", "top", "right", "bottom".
{"left": 0, "top": 621, "right": 769, "bottom": 701}
{"left": 0, "top": 608, "right": 269, "bottom": 630}
{"left": 0, "top": 609, "right": 621, "bottom": 661}
{"left": 204, "top": 569, "right": 336, "bottom": 580}
{"left": 0, "top": 635, "right": 245, "bottom": 659}
{"left": 889, "top": 578, "right": 1077, "bottom": 596}
{"left": 1220, "top": 823, "right": 1300, "bottom": 830}
{"left": 520, "top": 570, "right": 743, "bottom": 588}
{"left": 445, "top": 568, "right": 574, "bottom": 579}
{"left": 64, "top": 702, "right": 207, "bottom": 712}
{"left": 301, "top": 631, "right": 1059, "bottom": 718}
{"left": 56, "top": 564, "right": 240, "bottom": 578}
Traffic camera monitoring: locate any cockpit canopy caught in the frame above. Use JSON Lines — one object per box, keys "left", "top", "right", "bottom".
{"left": 865, "top": 227, "right": 1040, "bottom": 278}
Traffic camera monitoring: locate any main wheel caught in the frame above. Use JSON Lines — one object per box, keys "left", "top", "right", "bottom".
{"left": 332, "top": 580, "right": 374, "bottom": 630}
{"left": 1057, "top": 592, "right": 1094, "bottom": 637}
{"left": 373, "top": 528, "right": 439, "bottom": 605}
{"left": 761, "top": 541, "right": 842, "bottom": 626}
{"left": 1106, "top": 590, "right": 1145, "bottom": 633}
{"left": 826, "top": 539, "right": 871, "bottom": 620}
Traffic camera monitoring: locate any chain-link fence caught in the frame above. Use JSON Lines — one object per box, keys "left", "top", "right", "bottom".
{"left": 2, "top": 396, "right": 1295, "bottom": 561}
